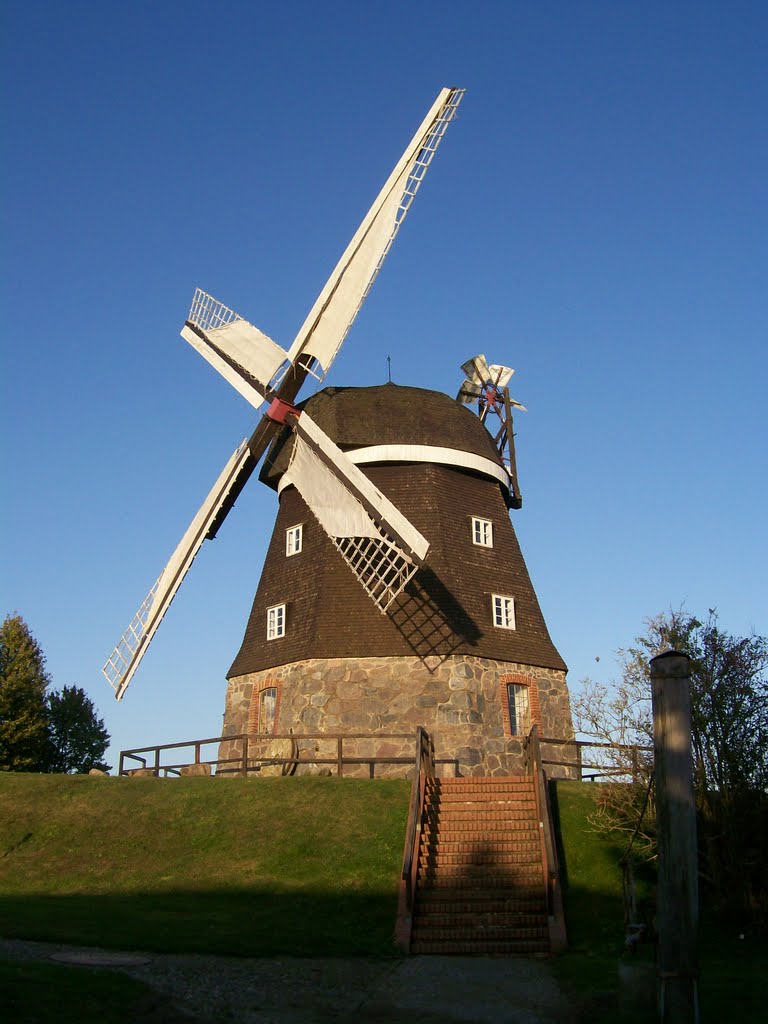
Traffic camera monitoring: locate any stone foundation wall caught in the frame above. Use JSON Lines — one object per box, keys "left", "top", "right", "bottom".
{"left": 219, "top": 654, "right": 575, "bottom": 779}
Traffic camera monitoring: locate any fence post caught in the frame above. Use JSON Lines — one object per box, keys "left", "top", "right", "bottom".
{"left": 650, "top": 650, "right": 699, "bottom": 1024}
{"left": 575, "top": 744, "right": 583, "bottom": 781}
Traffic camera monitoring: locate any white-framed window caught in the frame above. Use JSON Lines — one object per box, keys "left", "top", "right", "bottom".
{"left": 472, "top": 517, "right": 493, "bottom": 547}
{"left": 267, "top": 603, "right": 286, "bottom": 640}
{"left": 492, "top": 594, "right": 516, "bottom": 629}
{"left": 506, "top": 683, "right": 530, "bottom": 736}
{"left": 285, "top": 524, "right": 303, "bottom": 556}
{"left": 259, "top": 686, "right": 277, "bottom": 733}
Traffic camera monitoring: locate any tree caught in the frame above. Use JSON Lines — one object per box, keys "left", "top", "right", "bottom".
{"left": 572, "top": 609, "right": 768, "bottom": 918}
{"left": 0, "top": 613, "right": 51, "bottom": 772}
{"left": 574, "top": 609, "right": 768, "bottom": 792}
{"left": 46, "top": 685, "right": 111, "bottom": 774}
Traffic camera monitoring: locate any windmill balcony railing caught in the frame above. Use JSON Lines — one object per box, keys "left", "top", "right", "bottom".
{"left": 118, "top": 730, "right": 461, "bottom": 779}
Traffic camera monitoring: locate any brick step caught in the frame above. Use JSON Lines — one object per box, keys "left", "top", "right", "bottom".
{"left": 424, "top": 806, "right": 537, "bottom": 820}
{"left": 413, "top": 908, "right": 547, "bottom": 927}
{"left": 424, "top": 807, "right": 537, "bottom": 820}
{"left": 421, "top": 851, "right": 540, "bottom": 868}
{"left": 427, "top": 780, "right": 534, "bottom": 792}
{"left": 419, "top": 849, "right": 543, "bottom": 867}
{"left": 420, "top": 836, "right": 540, "bottom": 852}
{"left": 423, "top": 811, "right": 537, "bottom": 826}
{"left": 425, "top": 790, "right": 535, "bottom": 803}
{"left": 417, "top": 876, "right": 544, "bottom": 892}
{"left": 421, "top": 831, "right": 540, "bottom": 847}
{"left": 424, "top": 806, "right": 537, "bottom": 818}
{"left": 415, "top": 888, "right": 548, "bottom": 905}
{"left": 412, "top": 920, "right": 548, "bottom": 939}
{"left": 415, "top": 905, "right": 548, "bottom": 921}
{"left": 428, "top": 782, "right": 536, "bottom": 798}
{"left": 410, "top": 939, "right": 550, "bottom": 956}
{"left": 417, "top": 874, "right": 545, "bottom": 891}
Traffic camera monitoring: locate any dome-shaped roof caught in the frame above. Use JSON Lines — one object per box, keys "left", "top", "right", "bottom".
{"left": 260, "top": 382, "right": 504, "bottom": 488}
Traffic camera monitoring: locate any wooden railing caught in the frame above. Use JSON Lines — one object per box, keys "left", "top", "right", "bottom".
{"left": 395, "top": 726, "right": 434, "bottom": 950}
{"left": 120, "top": 731, "right": 423, "bottom": 778}
{"left": 524, "top": 725, "right": 567, "bottom": 949}
{"left": 536, "top": 735, "right": 653, "bottom": 782}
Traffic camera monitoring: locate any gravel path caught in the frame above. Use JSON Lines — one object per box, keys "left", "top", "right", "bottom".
{"left": 1, "top": 937, "right": 577, "bottom": 1023}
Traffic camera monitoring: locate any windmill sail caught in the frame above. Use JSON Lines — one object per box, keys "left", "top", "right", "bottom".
{"left": 103, "top": 86, "right": 463, "bottom": 698}
{"left": 283, "top": 413, "right": 429, "bottom": 612}
{"left": 285, "top": 87, "right": 465, "bottom": 379}
{"left": 102, "top": 441, "right": 253, "bottom": 700}
{"left": 180, "top": 289, "right": 289, "bottom": 409}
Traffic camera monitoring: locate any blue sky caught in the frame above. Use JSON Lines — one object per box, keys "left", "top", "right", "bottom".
{"left": 2, "top": 1, "right": 766, "bottom": 767}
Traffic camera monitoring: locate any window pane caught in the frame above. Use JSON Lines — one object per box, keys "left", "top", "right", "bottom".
{"left": 493, "top": 594, "right": 515, "bottom": 629}
{"left": 286, "top": 525, "right": 302, "bottom": 556}
{"left": 472, "top": 517, "right": 493, "bottom": 547}
{"left": 267, "top": 604, "right": 285, "bottom": 639}
{"left": 259, "top": 687, "right": 277, "bottom": 733}
{"left": 506, "top": 683, "right": 530, "bottom": 736}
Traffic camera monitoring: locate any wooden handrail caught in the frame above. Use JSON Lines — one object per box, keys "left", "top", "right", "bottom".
{"left": 525, "top": 725, "right": 568, "bottom": 949}
{"left": 402, "top": 727, "right": 432, "bottom": 897}
{"left": 395, "top": 727, "right": 434, "bottom": 950}
{"left": 119, "top": 731, "right": 416, "bottom": 777}
{"left": 532, "top": 735, "right": 653, "bottom": 783}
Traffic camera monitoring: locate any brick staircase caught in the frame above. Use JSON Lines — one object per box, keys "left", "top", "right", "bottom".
{"left": 409, "top": 775, "right": 551, "bottom": 955}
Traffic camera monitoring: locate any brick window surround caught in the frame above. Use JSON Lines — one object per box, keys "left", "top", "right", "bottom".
{"left": 499, "top": 673, "right": 541, "bottom": 738}
{"left": 248, "top": 680, "right": 282, "bottom": 735}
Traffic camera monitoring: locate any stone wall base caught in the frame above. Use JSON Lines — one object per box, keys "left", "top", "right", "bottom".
{"left": 220, "top": 654, "right": 575, "bottom": 779}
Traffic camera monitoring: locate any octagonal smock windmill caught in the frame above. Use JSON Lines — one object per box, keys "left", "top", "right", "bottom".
{"left": 101, "top": 86, "right": 574, "bottom": 776}
{"left": 221, "top": 380, "right": 573, "bottom": 778}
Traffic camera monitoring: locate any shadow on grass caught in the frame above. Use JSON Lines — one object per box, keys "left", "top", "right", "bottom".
{"left": 0, "top": 888, "right": 402, "bottom": 958}
{"left": 0, "top": 960, "right": 197, "bottom": 1024}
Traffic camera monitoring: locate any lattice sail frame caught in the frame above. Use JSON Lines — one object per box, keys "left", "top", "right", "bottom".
{"left": 187, "top": 288, "right": 243, "bottom": 334}
{"left": 334, "top": 533, "right": 418, "bottom": 613}
{"left": 102, "top": 578, "right": 161, "bottom": 691}
{"left": 347, "top": 89, "right": 465, "bottom": 348}
{"left": 282, "top": 88, "right": 465, "bottom": 385}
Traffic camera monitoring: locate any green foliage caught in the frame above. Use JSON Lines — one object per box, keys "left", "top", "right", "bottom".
{"left": 572, "top": 609, "right": 768, "bottom": 921}
{"left": 0, "top": 614, "right": 51, "bottom": 772}
{"left": 46, "top": 685, "right": 110, "bottom": 774}
{"left": 0, "top": 613, "right": 111, "bottom": 775}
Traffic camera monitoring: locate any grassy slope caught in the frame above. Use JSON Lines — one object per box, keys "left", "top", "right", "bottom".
{"left": 0, "top": 774, "right": 409, "bottom": 957}
{"left": 1, "top": 774, "right": 762, "bottom": 1023}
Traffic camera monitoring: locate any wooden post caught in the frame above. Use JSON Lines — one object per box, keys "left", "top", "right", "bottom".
{"left": 650, "top": 650, "right": 699, "bottom": 1024}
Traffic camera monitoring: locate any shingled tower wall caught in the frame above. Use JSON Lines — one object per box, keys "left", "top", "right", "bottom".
{"left": 220, "top": 384, "right": 573, "bottom": 777}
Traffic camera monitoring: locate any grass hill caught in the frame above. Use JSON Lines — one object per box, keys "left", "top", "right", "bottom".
{"left": 0, "top": 774, "right": 410, "bottom": 957}
{"left": 0, "top": 773, "right": 762, "bottom": 1022}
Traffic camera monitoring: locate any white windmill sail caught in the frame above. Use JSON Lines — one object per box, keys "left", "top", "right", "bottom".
{"left": 180, "top": 288, "right": 288, "bottom": 409}
{"left": 283, "top": 413, "right": 429, "bottom": 612}
{"left": 286, "top": 87, "right": 465, "bottom": 379}
{"left": 102, "top": 441, "right": 252, "bottom": 700}
{"left": 103, "top": 86, "right": 464, "bottom": 698}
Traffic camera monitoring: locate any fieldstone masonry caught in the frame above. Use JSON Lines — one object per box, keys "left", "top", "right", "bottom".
{"left": 219, "top": 654, "right": 575, "bottom": 778}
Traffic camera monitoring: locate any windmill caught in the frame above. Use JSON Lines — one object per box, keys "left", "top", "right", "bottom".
{"left": 103, "top": 88, "right": 574, "bottom": 778}
{"left": 103, "top": 87, "right": 465, "bottom": 701}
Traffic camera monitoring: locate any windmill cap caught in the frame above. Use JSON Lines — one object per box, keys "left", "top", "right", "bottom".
{"left": 260, "top": 383, "right": 506, "bottom": 490}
